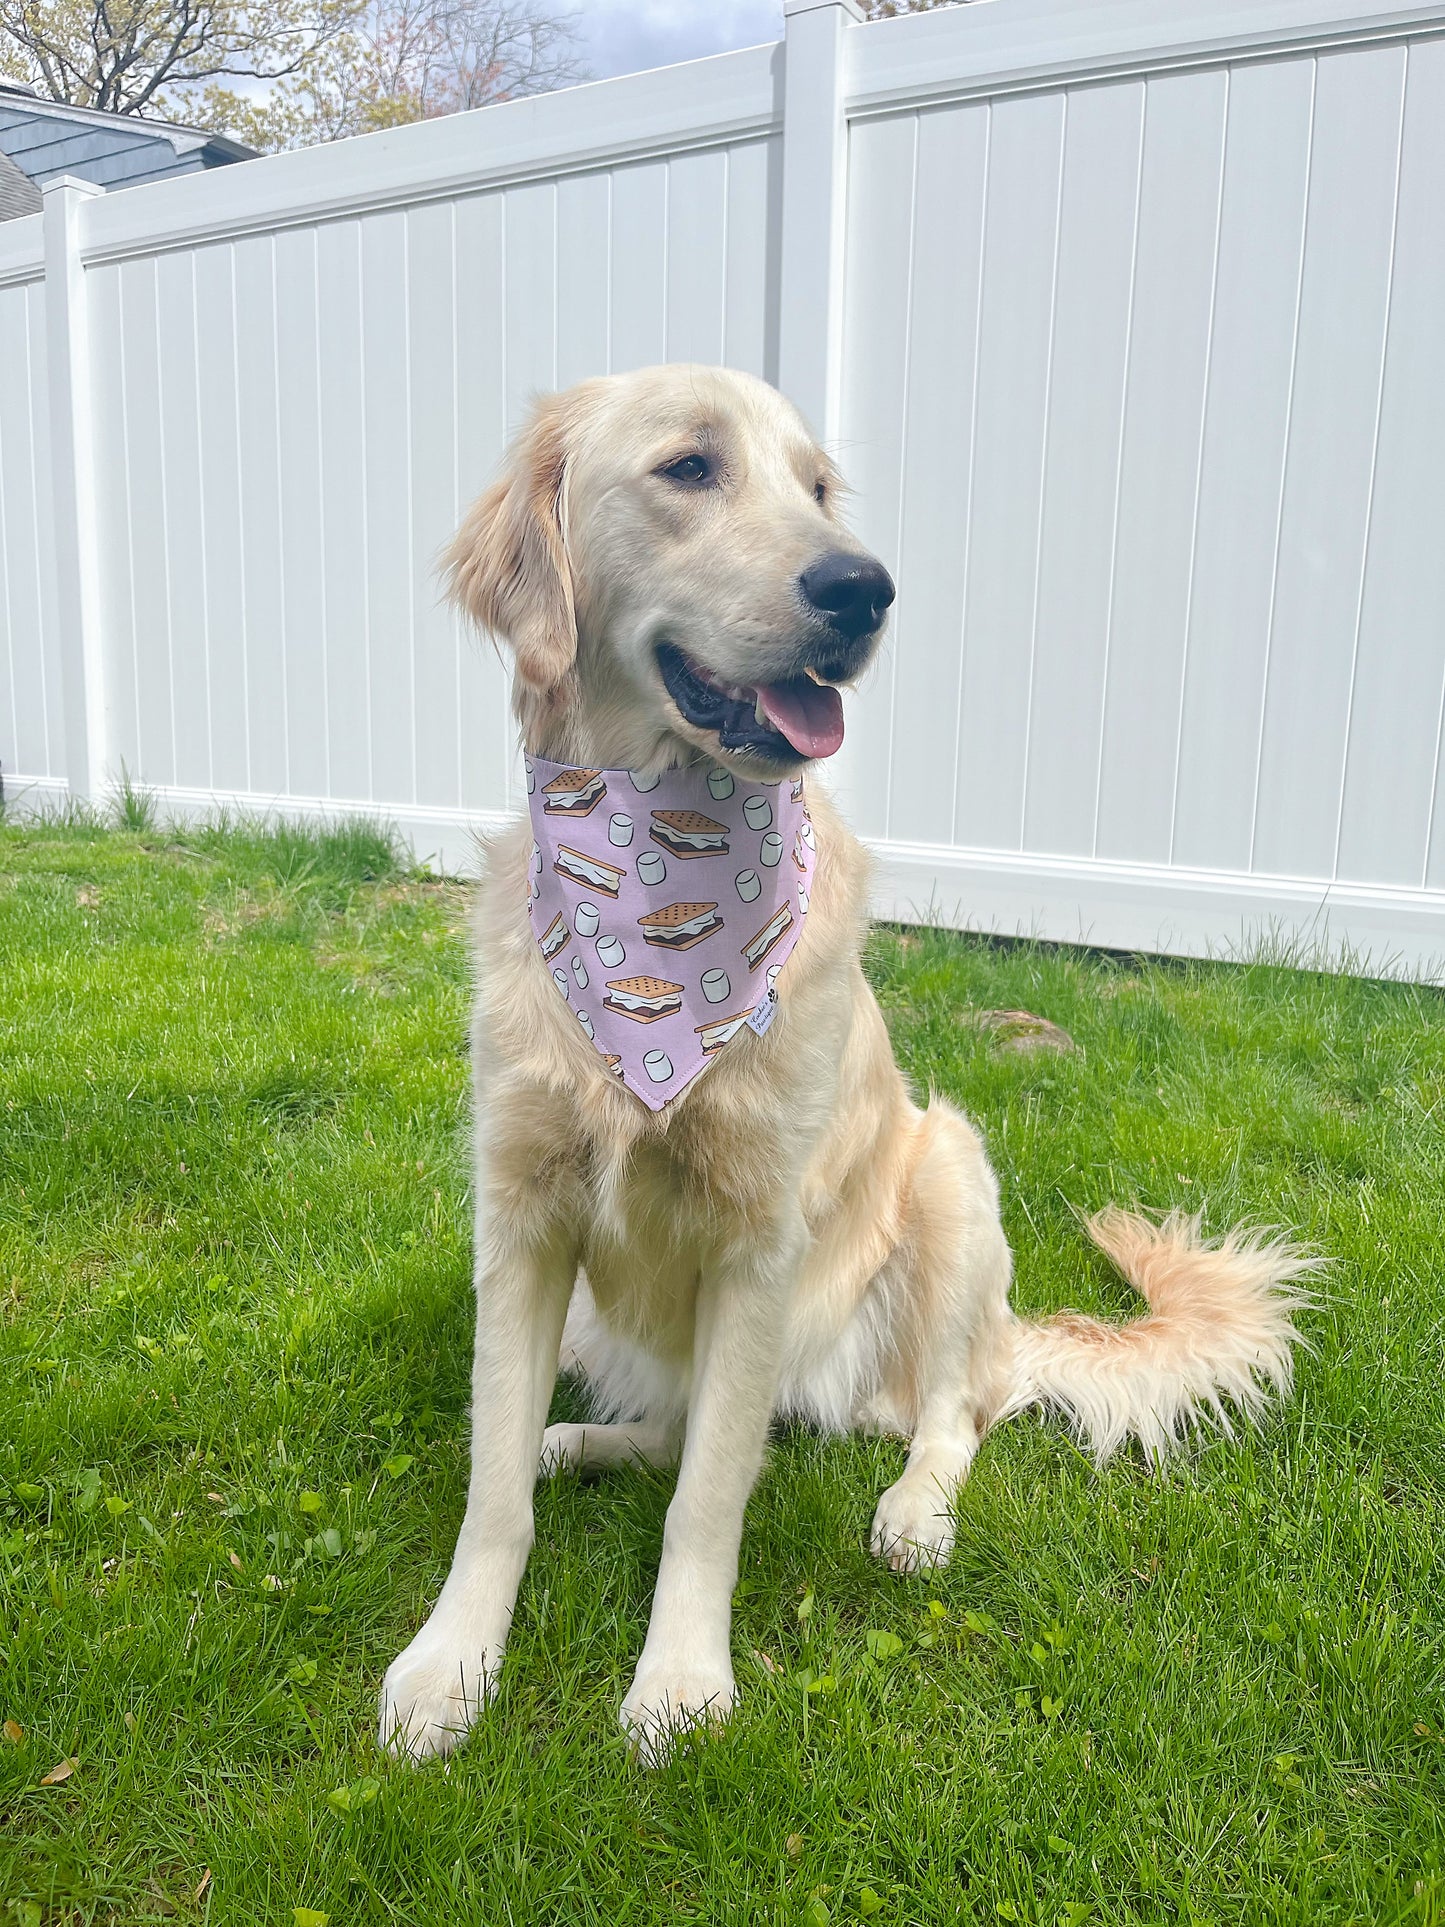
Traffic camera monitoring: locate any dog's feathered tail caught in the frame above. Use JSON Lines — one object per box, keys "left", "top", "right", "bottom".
{"left": 997, "top": 1208, "right": 1318, "bottom": 1463}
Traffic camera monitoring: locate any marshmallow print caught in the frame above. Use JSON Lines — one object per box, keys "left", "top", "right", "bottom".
{"left": 570, "top": 956, "right": 589, "bottom": 989}
{"left": 702, "top": 968, "right": 731, "bottom": 1005}
{"left": 596, "top": 934, "right": 625, "bottom": 968}
{"left": 759, "top": 832, "right": 783, "bottom": 867}
{"left": 577, "top": 1010, "right": 594, "bottom": 1038}
{"left": 744, "top": 796, "right": 773, "bottom": 831}
{"left": 735, "top": 869, "right": 761, "bottom": 902}
{"left": 629, "top": 768, "right": 662, "bottom": 793}
{"left": 608, "top": 813, "right": 634, "bottom": 846}
{"left": 643, "top": 1049, "right": 674, "bottom": 1084}
{"left": 707, "top": 768, "right": 736, "bottom": 801}
{"left": 574, "top": 903, "right": 600, "bottom": 938}
{"left": 637, "top": 851, "right": 667, "bottom": 885}
{"left": 552, "top": 967, "right": 569, "bottom": 997}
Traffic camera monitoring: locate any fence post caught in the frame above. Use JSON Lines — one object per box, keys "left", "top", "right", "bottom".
{"left": 42, "top": 175, "right": 108, "bottom": 803}
{"left": 778, "top": 0, "right": 863, "bottom": 447}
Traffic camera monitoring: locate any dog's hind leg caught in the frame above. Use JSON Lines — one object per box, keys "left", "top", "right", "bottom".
{"left": 869, "top": 1101, "right": 1013, "bottom": 1573}
{"left": 539, "top": 1419, "right": 680, "bottom": 1477}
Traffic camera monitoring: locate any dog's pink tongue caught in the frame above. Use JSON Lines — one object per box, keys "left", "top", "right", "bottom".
{"left": 756, "top": 679, "right": 845, "bottom": 759}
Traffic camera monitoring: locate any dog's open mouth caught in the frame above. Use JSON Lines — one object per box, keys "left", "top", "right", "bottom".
{"left": 656, "top": 644, "right": 845, "bottom": 762}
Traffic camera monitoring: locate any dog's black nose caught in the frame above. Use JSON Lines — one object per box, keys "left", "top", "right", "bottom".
{"left": 799, "top": 552, "right": 896, "bottom": 639}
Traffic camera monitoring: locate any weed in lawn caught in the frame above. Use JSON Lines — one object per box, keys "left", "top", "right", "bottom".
{"left": 0, "top": 817, "right": 1442, "bottom": 1925}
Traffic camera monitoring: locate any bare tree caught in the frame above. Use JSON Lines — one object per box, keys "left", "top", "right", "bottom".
{"left": 0, "top": 0, "right": 582, "bottom": 138}
{"left": 199, "top": 0, "right": 583, "bottom": 147}
{"left": 0, "top": 0, "right": 360, "bottom": 116}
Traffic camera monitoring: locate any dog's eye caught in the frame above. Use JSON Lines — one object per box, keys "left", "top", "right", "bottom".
{"left": 814, "top": 480, "right": 827, "bottom": 505}
{"left": 659, "top": 453, "right": 714, "bottom": 488}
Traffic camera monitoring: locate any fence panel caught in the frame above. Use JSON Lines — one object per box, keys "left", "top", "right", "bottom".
{"left": 3, "top": 2, "right": 1443, "bottom": 978}
{"left": 839, "top": 1, "right": 1445, "bottom": 974}
{"left": 0, "top": 221, "right": 62, "bottom": 791}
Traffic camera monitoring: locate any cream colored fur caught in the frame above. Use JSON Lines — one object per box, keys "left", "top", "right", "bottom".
{"left": 379, "top": 365, "right": 1312, "bottom": 1766}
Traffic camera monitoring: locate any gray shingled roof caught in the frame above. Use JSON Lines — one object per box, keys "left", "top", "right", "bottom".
{"left": 0, "top": 84, "right": 255, "bottom": 198}
{"left": 0, "top": 144, "right": 42, "bottom": 221}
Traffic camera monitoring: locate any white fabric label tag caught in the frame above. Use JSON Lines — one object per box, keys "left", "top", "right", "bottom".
{"left": 746, "top": 990, "right": 779, "bottom": 1037}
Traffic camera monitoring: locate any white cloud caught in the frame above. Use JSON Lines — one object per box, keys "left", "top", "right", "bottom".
{"left": 571, "top": 0, "right": 785, "bottom": 82}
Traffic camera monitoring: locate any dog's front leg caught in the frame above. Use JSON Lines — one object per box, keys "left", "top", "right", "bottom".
{"left": 620, "top": 1211, "right": 806, "bottom": 1763}
{"left": 380, "top": 1203, "right": 575, "bottom": 1761}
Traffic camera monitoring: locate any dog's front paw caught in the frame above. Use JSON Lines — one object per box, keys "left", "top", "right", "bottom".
{"left": 378, "top": 1619, "right": 500, "bottom": 1762}
{"left": 870, "top": 1478, "right": 957, "bottom": 1573}
{"left": 620, "top": 1654, "right": 735, "bottom": 1765}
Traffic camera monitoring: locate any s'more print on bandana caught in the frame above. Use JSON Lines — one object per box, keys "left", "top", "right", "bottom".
{"left": 525, "top": 754, "right": 817, "bottom": 1110}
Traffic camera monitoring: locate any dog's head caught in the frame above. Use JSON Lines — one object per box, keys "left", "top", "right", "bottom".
{"left": 446, "top": 365, "right": 894, "bottom": 777}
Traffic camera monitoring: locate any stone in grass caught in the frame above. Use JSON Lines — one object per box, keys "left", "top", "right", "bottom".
{"left": 966, "top": 1008, "right": 1077, "bottom": 1056}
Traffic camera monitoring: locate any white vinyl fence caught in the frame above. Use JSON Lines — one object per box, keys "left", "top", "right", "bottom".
{"left": 3, "top": 0, "right": 1445, "bottom": 981}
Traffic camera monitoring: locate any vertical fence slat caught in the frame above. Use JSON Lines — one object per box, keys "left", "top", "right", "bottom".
{"left": 1092, "top": 67, "right": 1228, "bottom": 867}
{"left": 1251, "top": 43, "right": 1407, "bottom": 881}
{"left": 315, "top": 221, "right": 370, "bottom": 804}
{"left": 1170, "top": 55, "right": 1315, "bottom": 875}
{"left": 274, "top": 226, "right": 328, "bottom": 800}
{"left": 0, "top": 280, "right": 50, "bottom": 780}
{"left": 665, "top": 147, "right": 728, "bottom": 364}
{"left": 1334, "top": 39, "right": 1445, "bottom": 889}
{"left": 192, "top": 243, "right": 249, "bottom": 794}
{"left": 723, "top": 137, "right": 782, "bottom": 382}
{"left": 407, "top": 199, "right": 461, "bottom": 815}
{"left": 608, "top": 161, "right": 667, "bottom": 375}
{"left": 953, "top": 91, "right": 1065, "bottom": 854}
{"left": 836, "top": 111, "right": 916, "bottom": 839}
{"left": 156, "top": 250, "right": 211, "bottom": 789}
{"left": 86, "top": 259, "right": 141, "bottom": 787}
{"left": 1022, "top": 79, "right": 1144, "bottom": 859}
{"left": 453, "top": 190, "right": 513, "bottom": 816}
{"left": 234, "top": 233, "right": 287, "bottom": 796}
{"left": 555, "top": 171, "right": 610, "bottom": 386}
{"left": 887, "top": 101, "right": 990, "bottom": 852}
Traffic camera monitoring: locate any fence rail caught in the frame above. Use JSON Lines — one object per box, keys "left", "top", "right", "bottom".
{"left": 4, "top": 0, "right": 1445, "bottom": 981}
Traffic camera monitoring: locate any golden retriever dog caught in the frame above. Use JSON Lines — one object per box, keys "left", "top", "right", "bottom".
{"left": 379, "top": 364, "right": 1311, "bottom": 1764}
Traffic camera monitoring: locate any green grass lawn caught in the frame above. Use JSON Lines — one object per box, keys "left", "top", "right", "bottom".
{"left": 1, "top": 810, "right": 1443, "bottom": 1927}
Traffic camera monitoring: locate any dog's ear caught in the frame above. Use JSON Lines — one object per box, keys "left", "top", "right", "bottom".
{"left": 447, "top": 396, "right": 576, "bottom": 691}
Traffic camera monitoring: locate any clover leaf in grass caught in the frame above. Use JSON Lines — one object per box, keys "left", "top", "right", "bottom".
{"left": 13, "top": 1484, "right": 45, "bottom": 1505}
{"left": 1271, "top": 1753, "right": 1304, "bottom": 1791}
{"left": 286, "top": 1655, "right": 318, "bottom": 1685}
{"left": 858, "top": 1888, "right": 884, "bottom": 1917}
{"left": 293, "top": 1910, "right": 329, "bottom": 1927}
{"left": 74, "top": 1469, "right": 102, "bottom": 1515}
{"left": 326, "top": 1776, "right": 380, "bottom": 1815}
{"left": 381, "top": 1455, "right": 414, "bottom": 1480}
{"left": 297, "top": 1491, "right": 323, "bottom": 1515}
{"left": 865, "top": 1630, "right": 903, "bottom": 1661}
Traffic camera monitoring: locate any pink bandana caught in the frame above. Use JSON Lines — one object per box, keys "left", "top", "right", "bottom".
{"left": 525, "top": 753, "right": 817, "bottom": 1110}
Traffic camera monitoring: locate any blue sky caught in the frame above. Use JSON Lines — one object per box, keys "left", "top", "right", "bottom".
{"left": 571, "top": 1, "right": 787, "bottom": 81}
